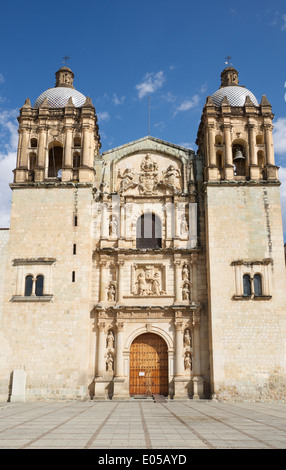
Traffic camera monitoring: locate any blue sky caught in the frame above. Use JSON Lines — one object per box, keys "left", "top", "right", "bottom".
{"left": 1, "top": 0, "right": 286, "bottom": 240}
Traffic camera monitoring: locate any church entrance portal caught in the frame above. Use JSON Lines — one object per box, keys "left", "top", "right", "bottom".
{"left": 129, "top": 333, "right": 168, "bottom": 396}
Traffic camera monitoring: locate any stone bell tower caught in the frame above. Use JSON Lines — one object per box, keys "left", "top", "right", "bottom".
{"left": 0, "top": 66, "right": 102, "bottom": 401}
{"left": 197, "top": 66, "right": 286, "bottom": 401}
{"left": 14, "top": 66, "right": 101, "bottom": 185}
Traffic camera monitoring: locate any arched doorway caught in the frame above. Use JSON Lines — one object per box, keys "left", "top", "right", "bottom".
{"left": 129, "top": 333, "right": 168, "bottom": 396}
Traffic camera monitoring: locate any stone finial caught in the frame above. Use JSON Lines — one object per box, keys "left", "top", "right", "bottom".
{"left": 82, "top": 96, "right": 94, "bottom": 107}
{"left": 244, "top": 95, "right": 254, "bottom": 106}
{"left": 221, "top": 95, "right": 230, "bottom": 106}
{"left": 261, "top": 95, "right": 271, "bottom": 107}
{"left": 205, "top": 96, "right": 214, "bottom": 106}
{"left": 39, "top": 97, "right": 49, "bottom": 108}
{"left": 22, "top": 98, "right": 31, "bottom": 108}
{"left": 66, "top": 96, "right": 75, "bottom": 108}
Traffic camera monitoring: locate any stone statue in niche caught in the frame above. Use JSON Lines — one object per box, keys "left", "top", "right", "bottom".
{"left": 107, "top": 330, "right": 114, "bottom": 349}
{"left": 106, "top": 353, "right": 114, "bottom": 372}
{"left": 182, "top": 264, "right": 190, "bottom": 281}
{"left": 109, "top": 216, "right": 118, "bottom": 236}
{"left": 184, "top": 352, "right": 192, "bottom": 370}
{"left": 182, "top": 283, "right": 190, "bottom": 301}
{"left": 107, "top": 283, "right": 116, "bottom": 302}
{"left": 180, "top": 216, "right": 189, "bottom": 237}
{"left": 163, "top": 164, "right": 181, "bottom": 189}
{"left": 184, "top": 329, "right": 192, "bottom": 348}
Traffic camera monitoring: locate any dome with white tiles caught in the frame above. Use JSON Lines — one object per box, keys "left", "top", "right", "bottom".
{"left": 211, "top": 66, "right": 259, "bottom": 107}
{"left": 34, "top": 87, "right": 86, "bottom": 108}
{"left": 211, "top": 86, "right": 259, "bottom": 107}
{"left": 33, "top": 66, "right": 86, "bottom": 108}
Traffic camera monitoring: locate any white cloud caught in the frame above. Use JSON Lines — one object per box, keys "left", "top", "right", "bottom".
{"left": 273, "top": 117, "right": 286, "bottom": 238}
{"left": 174, "top": 94, "right": 200, "bottom": 116}
{"left": 97, "top": 111, "right": 110, "bottom": 122}
{"left": 282, "top": 14, "right": 286, "bottom": 30}
{"left": 273, "top": 117, "right": 286, "bottom": 154}
{"left": 0, "top": 73, "right": 4, "bottom": 85}
{"left": 136, "top": 71, "right": 165, "bottom": 99}
{"left": 0, "top": 110, "right": 18, "bottom": 228}
{"left": 112, "top": 93, "right": 126, "bottom": 106}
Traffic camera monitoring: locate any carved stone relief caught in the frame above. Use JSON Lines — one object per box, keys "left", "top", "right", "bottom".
{"left": 116, "top": 153, "right": 182, "bottom": 195}
{"left": 132, "top": 264, "right": 166, "bottom": 296}
{"left": 106, "top": 329, "right": 115, "bottom": 349}
{"left": 184, "top": 328, "right": 193, "bottom": 371}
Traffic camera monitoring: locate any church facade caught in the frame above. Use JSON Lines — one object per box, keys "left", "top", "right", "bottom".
{"left": 0, "top": 65, "right": 285, "bottom": 402}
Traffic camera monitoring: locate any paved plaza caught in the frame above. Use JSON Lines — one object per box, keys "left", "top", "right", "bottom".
{"left": 0, "top": 399, "right": 285, "bottom": 450}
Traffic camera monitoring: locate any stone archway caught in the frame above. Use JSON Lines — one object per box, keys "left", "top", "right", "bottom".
{"left": 129, "top": 333, "right": 168, "bottom": 396}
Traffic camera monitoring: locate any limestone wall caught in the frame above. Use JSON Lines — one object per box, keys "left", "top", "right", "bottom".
{"left": 0, "top": 229, "right": 9, "bottom": 323}
{"left": 206, "top": 184, "right": 286, "bottom": 401}
{"left": 0, "top": 186, "right": 95, "bottom": 401}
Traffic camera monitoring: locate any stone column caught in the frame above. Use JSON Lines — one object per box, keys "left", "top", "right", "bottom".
{"left": 192, "top": 311, "right": 204, "bottom": 399}
{"left": 38, "top": 128, "right": 47, "bottom": 169}
{"left": 174, "top": 318, "right": 184, "bottom": 377}
{"left": 101, "top": 202, "right": 109, "bottom": 238}
{"left": 97, "top": 321, "right": 107, "bottom": 377}
{"left": 99, "top": 260, "right": 108, "bottom": 303}
{"left": 208, "top": 125, "right": 216, "bottom": 166}
{"left": 82, "top": 127, "right": 91, "bottom": 167}
{"left": 224, "top": 124, "right": 234, "bottom": 179}
{"left": 117, "top": 259, "right": 125, "bottom": 303}
{"left": 113, "top": 319, "right": 129, "bottom": 398}
{"left": 120, "top": 204, "right": 125, "bottom": 238}
{"left": 64, "top": 127, "right": 73, "bottom": 168}
{"left": 248, "top": 124, "right": 257, "bottom": 165}
{"left": 19, "top": 130, "right": 29, "bottom": 168}
{"left": 174, "top": 256, "right": 182, "bottom": 304}
{"left": 264, "top": 124, "right": 275, "bottom": 165}
{"left": 115, "top": 321, "right": 125, "bottom": 377}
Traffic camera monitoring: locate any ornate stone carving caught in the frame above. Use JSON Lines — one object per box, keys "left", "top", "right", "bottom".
{"left": 106, "top": 330, "right": 114, "bottom": 349}
{"left": 184, "top": 352, "right": 192, "bottom": 370}
{"left": 107, "top": 282, "right": 116, "bottom": 302}
{"left": 109, "top": 216, "right": 118, "bottom": 237}
{"left": 117, "top": 168, "right": 135, "bottom": 191}
{"left": 180, "top": 215, "right": 189, "bottom": 237}
{"left": 138, "top": 154, "right": 159, "bottom": 195}
{"left": 163, "top": 165, "right": 181, "bottom": 189}
{"left": 133, "top": 265, "right": 165, "bottom": 296}
{"left": 182, "top": 283, "right": 190, "bottom": 301}
{"left": 106, "top": 353, "right": 114, "bottom": 372}
{"left": 184, "top": 329, "right": 192, "bottom": 348}
{"left": 182, "top": 264, "right": 190, "bottom": 281}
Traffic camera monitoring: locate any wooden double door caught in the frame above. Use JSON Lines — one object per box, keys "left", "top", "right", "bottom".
{"left": 130, "top": 333, "right": 168, "bottom": 396}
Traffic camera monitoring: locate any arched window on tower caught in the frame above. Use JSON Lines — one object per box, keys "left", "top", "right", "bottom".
{"left": 243, "top": 274, "right": 251, "bottom": 296}
{"left": 35, "top": 275, "right": 44, "bottom": 297}
{"left": 25, "top": 275, "right": 33, "bottom": 297}
{"left": 73, "top": 152, "right": 80, "bottom": 168}
{"left": 28, "top": 153, "right": 36, "bottom": 181}
{"left": 254, "top": 274, "right": 262, "bottom": 297}
{"left": 136, "top": 213, "right": 162, "bottom": 249}
{"left": 30, "top": 138, "right": 38, "bottom": 148}
{"left": 48, "top": 145, "right": 63, "bottom": 178}
{"left": 233, "top": 144, "right": 246, "bottom": 176}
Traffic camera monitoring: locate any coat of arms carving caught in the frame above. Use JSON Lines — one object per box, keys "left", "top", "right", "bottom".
{"left": 138, "top": 154, "right": 159, "bottom": 195}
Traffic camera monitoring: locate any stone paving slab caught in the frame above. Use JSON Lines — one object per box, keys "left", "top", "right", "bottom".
{"left": 0, "top": 400, "right": 285, "bottom": 450}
